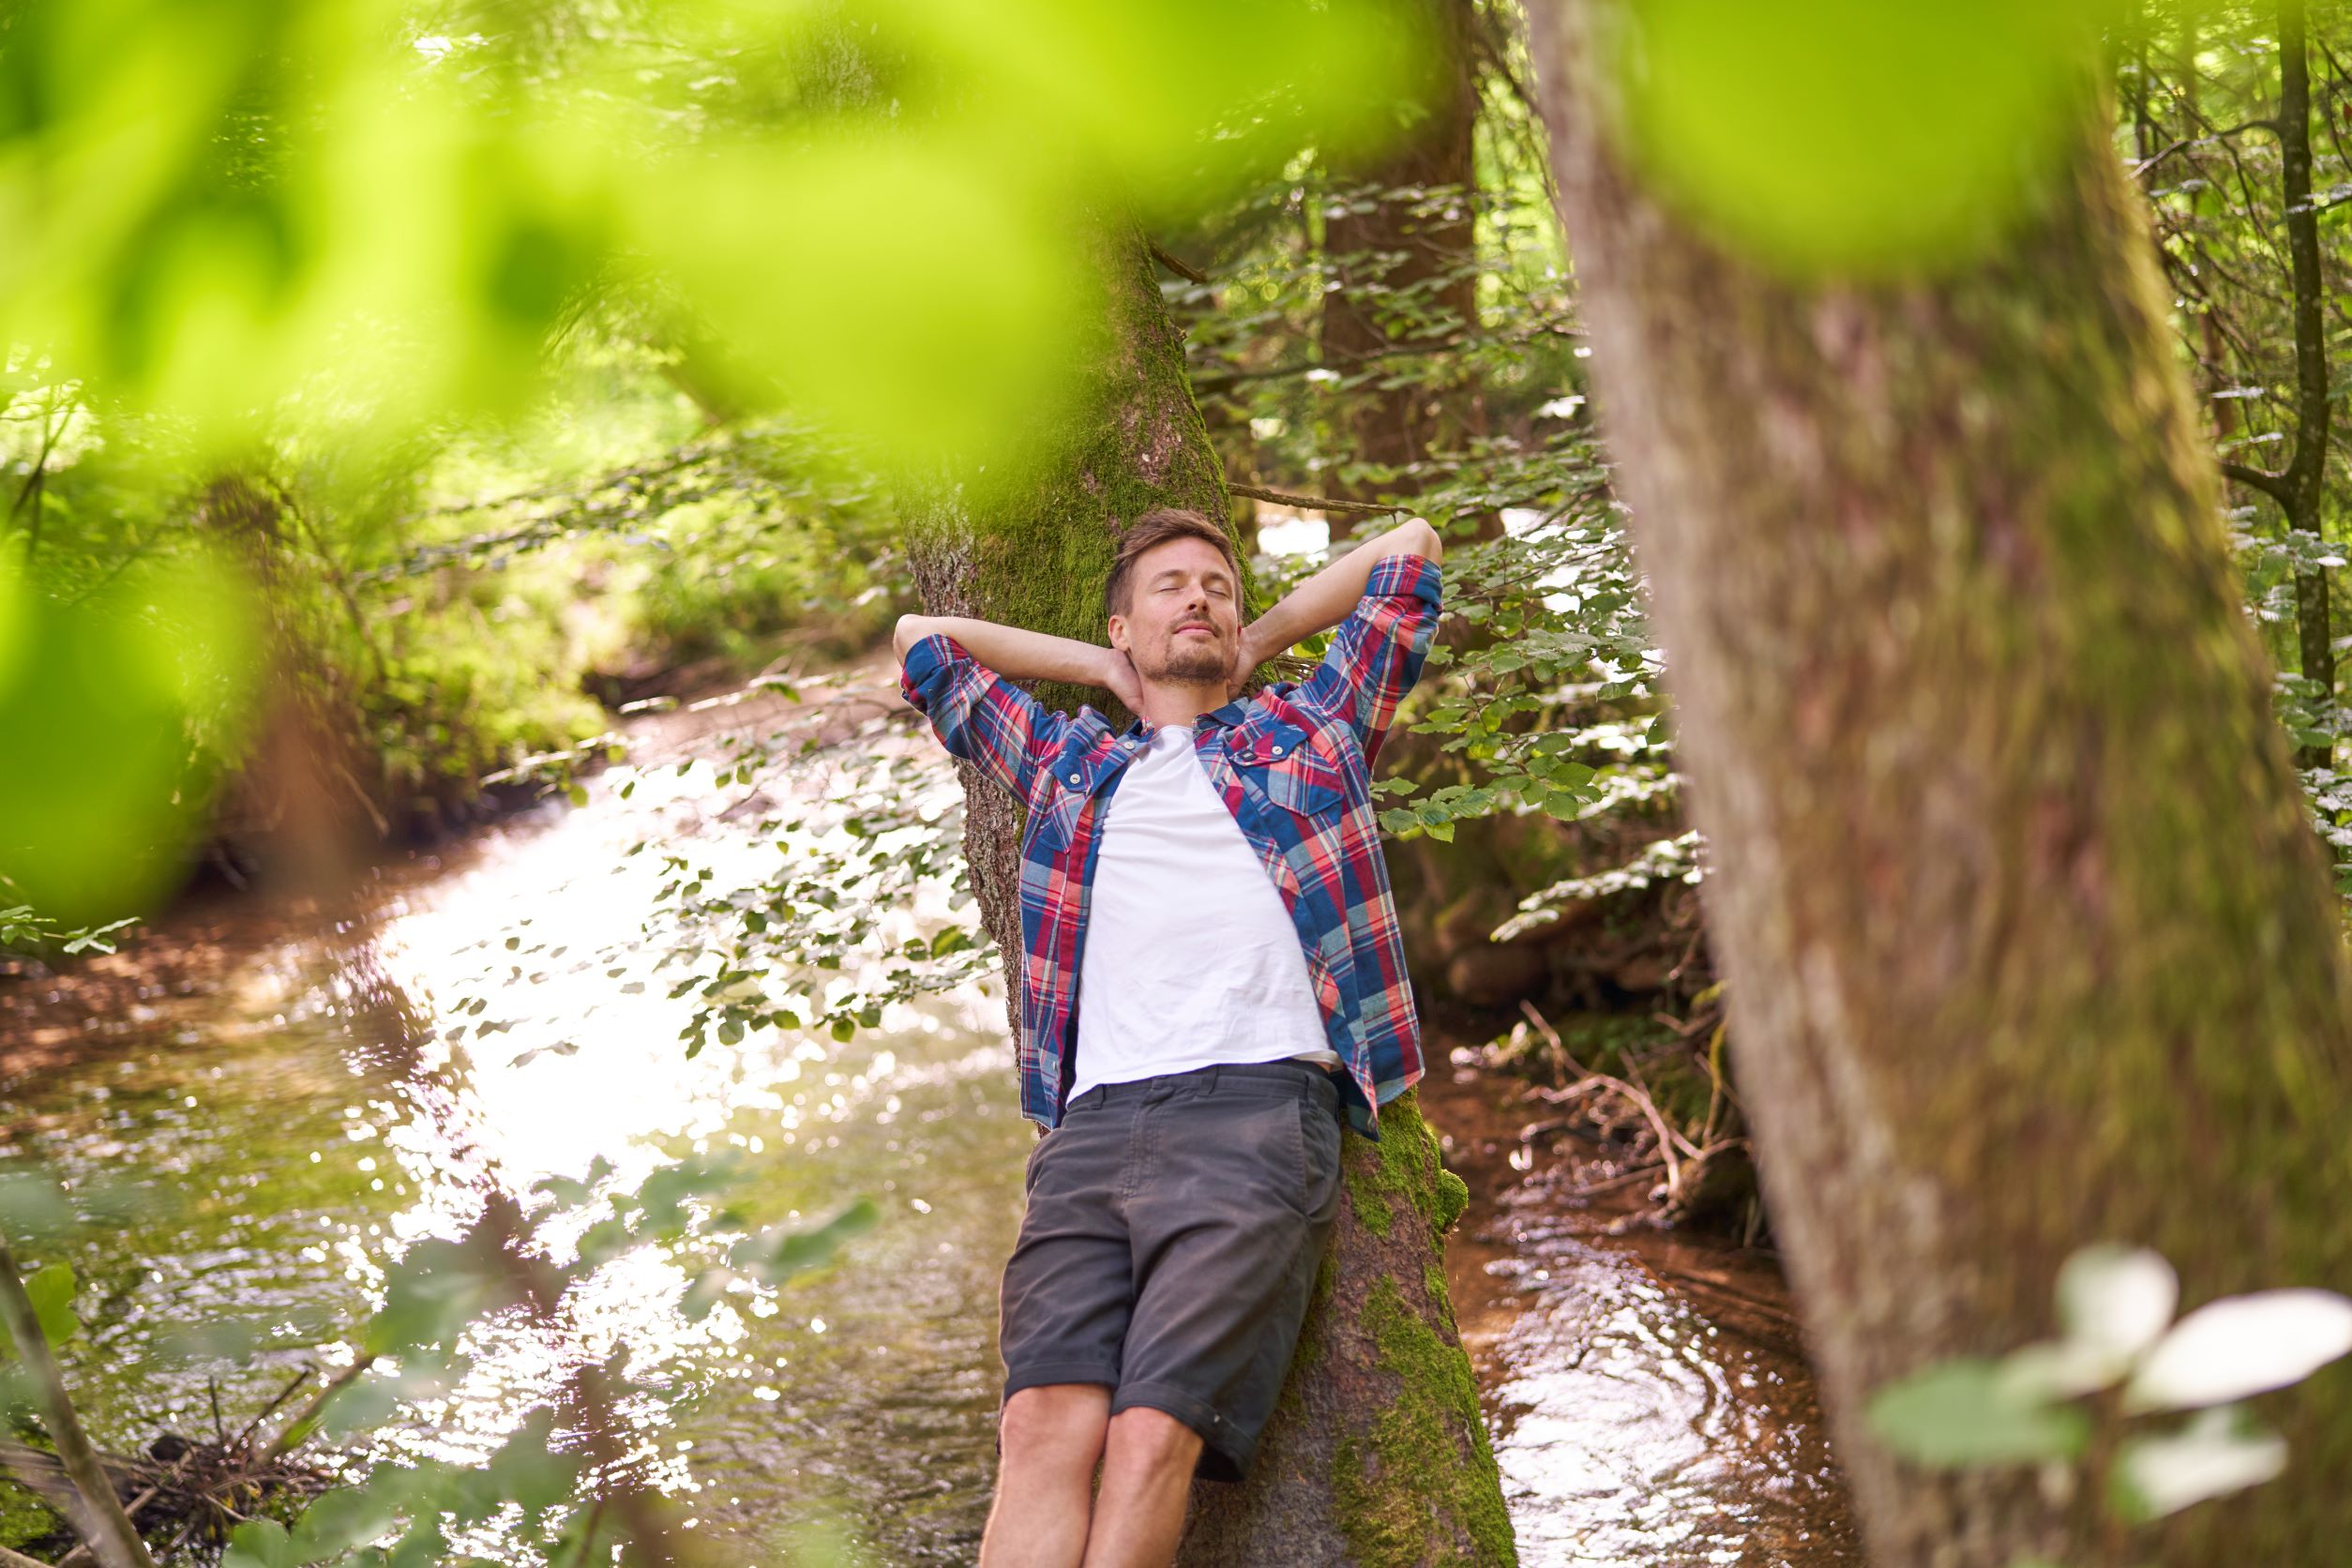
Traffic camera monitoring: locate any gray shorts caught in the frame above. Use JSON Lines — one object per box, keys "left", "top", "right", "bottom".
{"left": 1000, "top": 1059, "right": 1345, "bottom": 1481}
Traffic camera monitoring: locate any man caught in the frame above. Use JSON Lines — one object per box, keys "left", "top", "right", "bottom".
{"left": 894, "top": 505, "right": 1441, "bottom": 1567}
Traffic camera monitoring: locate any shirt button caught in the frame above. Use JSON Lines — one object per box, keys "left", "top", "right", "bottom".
{"left": 1272, "top": 745, "right": 1287, "bottom": 757}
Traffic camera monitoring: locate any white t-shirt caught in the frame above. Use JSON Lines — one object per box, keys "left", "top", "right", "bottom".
{"left": 1069, "top": 723, "right": 1340, "bottom": 1102}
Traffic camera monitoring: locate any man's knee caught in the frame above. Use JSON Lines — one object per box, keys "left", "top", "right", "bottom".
{"left": 1000, "top": 1383, "right": 1110, "bottom": 1472}
{"left": 1103, "top": 1405, "right": 1203, "bottom": 1478}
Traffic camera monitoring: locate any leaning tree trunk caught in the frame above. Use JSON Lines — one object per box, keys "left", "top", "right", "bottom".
{"left": 900, "top": 231, "right": 1515, "bottom": 1566}
{"left": 1523, "top": 8, "right": 2352, "bottom": 1566}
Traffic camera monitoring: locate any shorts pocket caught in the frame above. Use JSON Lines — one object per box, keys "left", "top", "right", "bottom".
{"left": 1297, "top": 1098, "right": 1343, "bottom": 1224}
{"left": 1256, "top": 1095, "right": 1313, "bottom": 1222}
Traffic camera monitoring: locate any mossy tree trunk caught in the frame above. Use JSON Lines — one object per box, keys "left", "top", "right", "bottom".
{"left": 1523, "top": 6, "right": 2352, "bottom": 1564}
{"left": 899, "top": 228, "right": 1514, "bottom": 1566}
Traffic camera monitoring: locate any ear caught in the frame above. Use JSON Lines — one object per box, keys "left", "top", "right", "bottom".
{"left": 1107, "top": 611, "right": 1129, "bottom": 653}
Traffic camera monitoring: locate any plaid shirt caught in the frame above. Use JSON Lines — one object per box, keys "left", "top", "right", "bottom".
{"left": 897, "top": 552, "right": 1441, "bottom": 1139}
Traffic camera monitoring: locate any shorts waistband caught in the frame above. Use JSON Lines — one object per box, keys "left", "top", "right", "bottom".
{"left": 1065, "top": 1059, "right": 1339, "bottom": 1114}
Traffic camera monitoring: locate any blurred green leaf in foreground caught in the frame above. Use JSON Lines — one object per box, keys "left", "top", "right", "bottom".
{"left": 0, "top": 0, "right": 1429, "bottom": 465}
{"left": 0, "top": 542, "right": 256, "bottom": 926}
{"left": 1606, "top": 0, "right": 2119, "bottom": 277}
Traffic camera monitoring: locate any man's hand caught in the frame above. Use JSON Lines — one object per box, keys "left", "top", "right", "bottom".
{"left": 1227, "top": 519, "right": 1440, "bottom": 687}
{"left": 1099, "top": 645, "right": 1147, "bottom": 717}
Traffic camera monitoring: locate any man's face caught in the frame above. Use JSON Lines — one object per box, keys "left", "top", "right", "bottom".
{"left": 1109, "top": 536, "right": 1240, "bottom": 685}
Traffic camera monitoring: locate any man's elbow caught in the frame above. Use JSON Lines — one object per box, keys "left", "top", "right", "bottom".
{"left": 1406, "top": 517, "right": 1442, "bottom": 564}
{"left": 893, "top": 613, "right": 935, "bottom": 663}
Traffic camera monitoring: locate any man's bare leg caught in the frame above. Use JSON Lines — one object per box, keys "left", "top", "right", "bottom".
{"left": 980, "top": 1384, "right": 1111, "bottom": 1568}
{"left": 1081, "top": 1407, "right": 1203, "bottom": 1568}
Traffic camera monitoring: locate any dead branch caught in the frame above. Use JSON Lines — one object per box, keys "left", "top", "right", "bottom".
{"left": 1227, "top": 483, "right": 1408, "bottom": 517}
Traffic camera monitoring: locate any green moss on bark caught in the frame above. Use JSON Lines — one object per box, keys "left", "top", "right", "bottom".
{"left": 1342, "top": 1092, "right": 1466, "bottom": 1242}
{"left": 0, "top": 1474, "right": 59, "bottom": 1552}
{"left": 1333, "top": 1275, "right": 1515, "bottom": 1567}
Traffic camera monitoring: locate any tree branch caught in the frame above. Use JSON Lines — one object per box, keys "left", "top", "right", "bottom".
{"left": 2221, "top": 460, "right": 2294, "bottom": 503}
{"left": 1146, "top": 240, "right": 1209, "bottom": 286}
{"left": 1227, "top": 483, "right": 1407, "bottom": 516}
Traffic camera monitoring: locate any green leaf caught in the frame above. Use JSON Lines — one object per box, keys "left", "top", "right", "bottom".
{"left": 488, "top": 1411, "right": 579, "bottom": 1515}
{"left": 292, "top": 1485, "right": 400, "bottom": 1561}
{"left": 2039, "top": 1242, "right": 2176, "bottom": 1394}
{"left": 1616, "top": 0, "right": 2106, "bottom": 275}
{"left": 2123, "top": 1288, "right": 2352, "bottom": 1412}
{"left": 316, "top": 1377, "right": 400, "bottom": 1439}
{"left": 23, "top": 1261, "right": 80, "bottom": 1346}
{"left": 1866, "top": 1356, "right": 2089, "bottom": 1467}
{"left": 362, "top": 1237, "right": 512, "bottom": 1357}
{"left": 1540, "top": 792, "right": 1584, "bottom": 822}
{"left": 2112, "top": 1406, "right": 2287, "bottom": 1521}
{"left": 223, "top": 1517, "right": 296, "bottom": 1568}
{"left": 733, "top": 1199, "right": 880, "bottom": 1287}
{"left": 0, "top": 1174, "right": 78, "bottom": 1242}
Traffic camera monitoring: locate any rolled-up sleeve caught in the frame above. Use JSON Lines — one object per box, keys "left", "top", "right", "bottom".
{"left": 898, "top": 633, "right": 1064, "bottom": 800}
{"left": 1297, "top": 553, "right": 1442, "bottom": 766}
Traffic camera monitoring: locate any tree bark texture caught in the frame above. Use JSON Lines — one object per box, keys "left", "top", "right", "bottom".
{"left": 1322, "top": 0, "right": 1482, "bottom": 536}
{"left": 1523, "top": 7, "right": 2352, "bottom": 1564}
{"left": 898, "top": 231, "right": 1514, "bottom": 1566}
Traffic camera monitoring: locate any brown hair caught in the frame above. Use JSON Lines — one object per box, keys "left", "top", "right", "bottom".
{"left": 1103, "top": 507, "right": 1243, "bottom": 619}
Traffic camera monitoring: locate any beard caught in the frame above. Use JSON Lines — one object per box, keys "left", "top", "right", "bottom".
{"left": 1142, "top": 627, "right": 1227, "bottom": 683}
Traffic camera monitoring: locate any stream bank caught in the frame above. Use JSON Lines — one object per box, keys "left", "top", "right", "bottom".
{"left": 2, "top": 668, "right": 1855, "bottom": 1566}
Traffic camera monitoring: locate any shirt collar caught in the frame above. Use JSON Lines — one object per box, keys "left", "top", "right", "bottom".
{"left": 1117, "top": 697, "right": 1251, "bottom": 743}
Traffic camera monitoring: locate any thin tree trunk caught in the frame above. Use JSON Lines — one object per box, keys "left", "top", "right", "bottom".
{"left": 1523, "top": 6, "right": 2352, "bottom": 1564}
{"left": 1321, "top": 0, "right": 1482, "bottom": 539}
{"left": 2280, "top": 0, "right": 2336, "bottom": 765}
{"left": 900, "top": 228, "right": 1514, "bottom": 1566}
{"left": 0, "top": 1239, "right": 156, "bottom": 1568}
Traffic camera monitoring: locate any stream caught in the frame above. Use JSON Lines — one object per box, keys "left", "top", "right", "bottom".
{"left": 0, "top": 666, "right": 1858, "bottom": 1566}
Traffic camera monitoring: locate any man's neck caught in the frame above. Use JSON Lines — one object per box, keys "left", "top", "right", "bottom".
{"left": 1134, "top": 680, "right": 1228, "bottom": 731}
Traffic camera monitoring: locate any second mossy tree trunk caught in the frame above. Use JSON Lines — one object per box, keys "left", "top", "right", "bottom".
{"left": 899, "top": 230, "right": 1515, "bottom": 1566}
{"left": 1523, "top": 5, "right": 2352, "bottom": 1565}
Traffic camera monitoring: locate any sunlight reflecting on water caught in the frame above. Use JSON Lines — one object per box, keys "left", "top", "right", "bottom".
{"left": 1425, "top": 1065, "right": 1860, "bottom": 1568}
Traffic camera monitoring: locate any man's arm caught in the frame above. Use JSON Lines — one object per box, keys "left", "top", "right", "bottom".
{"left": 895, "top": 615, "right": 1145, "bottom": 715}
{"left": 895, "top": 615, "right": 1110, "bottom": 687}
{"left": 1232, "top": 518, "right": 1440, "bottom": 679}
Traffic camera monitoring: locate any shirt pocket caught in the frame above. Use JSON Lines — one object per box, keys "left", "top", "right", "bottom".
{"left": 1230, "top": 720, "right": 1344, "bottom": 819}
{"left": 1026, "top": 744, "right": 1119, "bottom": 852}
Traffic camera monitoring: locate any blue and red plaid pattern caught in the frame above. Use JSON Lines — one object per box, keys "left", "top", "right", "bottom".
{"left": 898, "top": 551, "right": 1442, "bottom": 1138}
